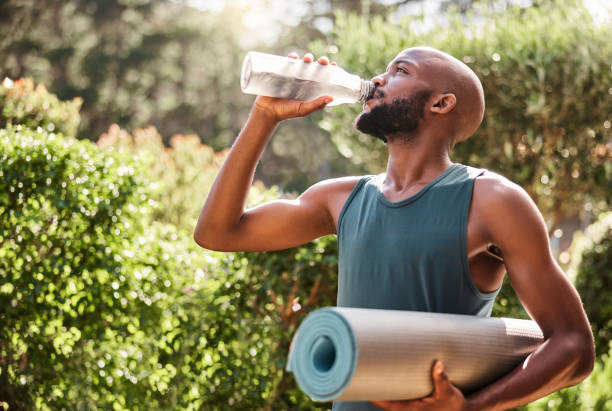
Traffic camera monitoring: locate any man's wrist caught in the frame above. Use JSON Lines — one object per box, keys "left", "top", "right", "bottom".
{"left": 251, "top": 101, "right": 280, "bottom": 125}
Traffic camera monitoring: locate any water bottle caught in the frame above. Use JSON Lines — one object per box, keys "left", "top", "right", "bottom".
{"left": 240, "top": 51, "right": 374, "bottom": 106}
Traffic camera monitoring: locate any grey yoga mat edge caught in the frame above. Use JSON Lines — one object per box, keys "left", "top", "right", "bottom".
{"left": 287, "top": 307, "right": 360, "bottom": 401}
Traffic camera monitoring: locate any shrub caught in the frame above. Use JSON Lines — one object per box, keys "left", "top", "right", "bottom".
{"left": 525, "top": 343, "right": 612, "bottom": 410}
{"left": 96, "top": 123, "right": 283, "bottom": 234}
{"left": 226, "top": 235, "right": 339, "bottom": 409}
{"left": 0, "top": 124, "right": 210, "bottom": 409}
{"left": 94, "top": 123, "right": 340, "bottom": 409}
{"left": 568, "top": 213, "right": 612, "bottom": 357}
{"left": 0, "top": 77, "right": 81, "bottom": 139}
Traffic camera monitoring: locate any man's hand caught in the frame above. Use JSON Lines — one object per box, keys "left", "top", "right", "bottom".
{"left": 252, "top": 52, "right": 335, "bottom": 122}
{"left": 371, "top": 361, "right": 467, "bottom": 411}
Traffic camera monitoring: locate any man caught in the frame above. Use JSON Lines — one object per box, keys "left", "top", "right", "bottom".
{"left": 194, "top": 47, "right": 594, "bottom": 410}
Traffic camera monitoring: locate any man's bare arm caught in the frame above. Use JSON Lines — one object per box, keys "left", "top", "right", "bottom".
{"left": 465, "top": 177, "right": 595, "bottom": 410}
{"left": 193, "top": 94, "right": 336, "bottom": 252}
{"left": 193, "top": 54, "right": 357, "bottom": 252}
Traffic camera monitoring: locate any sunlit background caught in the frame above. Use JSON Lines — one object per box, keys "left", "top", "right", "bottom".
{"left": 184, "top": 0, "right": 610, "bottom": 44}
{"left": 1, "top": 0, "right": 611, "bottom": 409}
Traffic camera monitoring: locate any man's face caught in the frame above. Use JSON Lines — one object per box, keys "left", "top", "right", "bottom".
{"left": 354, "top": 51, "right": 433, "bottom": 143}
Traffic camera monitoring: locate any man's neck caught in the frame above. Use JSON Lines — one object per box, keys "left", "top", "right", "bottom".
{"left": 383, "top": 134, "right": 453, "bottom": 195}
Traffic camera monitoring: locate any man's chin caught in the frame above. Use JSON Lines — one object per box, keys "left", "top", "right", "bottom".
{"left": 352, "top": 111, "right": 366, "bottom": 132}
{"left": 353, "top": 112, "right": 387, "bottom": 143}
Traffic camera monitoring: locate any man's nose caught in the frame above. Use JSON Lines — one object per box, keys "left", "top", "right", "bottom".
{"left": 372, "top": 73, "right": 386, "bottom": 88}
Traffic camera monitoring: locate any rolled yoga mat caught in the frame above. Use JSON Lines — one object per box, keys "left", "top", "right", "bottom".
{"left": 286, "top": 307, "right": 544, "bottom": 402}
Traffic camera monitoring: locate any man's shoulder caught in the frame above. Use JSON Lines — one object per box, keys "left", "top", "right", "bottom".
{"left": 471, "top": 168, "right": 538, "bottom": 222}
{"left": 300, "top": 176, "right": 368, "bottom": 211}
{"left": 305, "top": 175, "right": 368, "bottom": 196}
{"left": 302, "top": 176, "right": 371, "bottom": 228}
{"left": 473, "top": 169, "right": 526, "bottom": 199}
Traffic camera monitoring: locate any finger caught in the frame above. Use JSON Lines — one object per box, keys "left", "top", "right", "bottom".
{"left": 432, "top": 360, "right": 452, "bottom": 397}
{"left": 317, "top": 55, "right": 330, "bottom": 65}
{"left": 296, "top": 95, "right": 333, "bottom": 116}
{"left": 303, "top": 52, "right": 314, "bottom": 62}
{"left": 288, "top": 52, "right": 299, "bottom": 60}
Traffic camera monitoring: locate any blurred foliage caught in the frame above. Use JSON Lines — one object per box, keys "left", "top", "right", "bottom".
{"left": 0, "top": 76, "right": 341, "bottom": 409}
{"left": 0, "top": 0, "right": 359, "bottom": 191}
{"left": 0, "top": 77, "right": 81, "bottom": 139}
{"left": 94, "top": 120, "right": 339, "bottom": 409}
{"left": 95, "top": 123, "right": 283, "bottom": 233}
{"left": 97, "top": 124, "right": 228, "bottom": 232}
{"left": 183, "top": 235, "right": 339, "bottom": 410}
{"left": 229, "top": 236, "right": 339, "bottom": 409}
{"left": 491, "top": 276, "right": 529, "bottom": 319}
{"left": 0, "top": 122, "right": 217, "bottom": 409}
{"left": 248, "top": 0, "right": 423, "bottom": 47}
{"left": 310, "top": 0, "right": 612, "bottom": 233}
{"left": 0, "top": 0, "right": 250, "bottom": 149}
{"left": 524, "top": 343, "right": 612, "bottom": 411}
{"left": 569, "top": 213, "right": 612, "bottom": 357}
{"left": 2, "top": 0, "right": 612, "bottom": 409}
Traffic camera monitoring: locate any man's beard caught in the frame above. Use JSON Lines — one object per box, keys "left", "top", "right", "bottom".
{"left": 353, "top": 90, "right": 432, "bottom": 143}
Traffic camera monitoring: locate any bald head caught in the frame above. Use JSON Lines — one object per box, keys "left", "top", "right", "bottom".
{"left": 393, "top": 47, "right": 485, "bottom": 142}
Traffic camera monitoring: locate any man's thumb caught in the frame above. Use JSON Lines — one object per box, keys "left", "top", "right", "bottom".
{"left": 432, "top": 360, "right": 451, "bottom": 395}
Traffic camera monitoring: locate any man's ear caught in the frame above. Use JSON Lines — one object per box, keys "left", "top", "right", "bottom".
{"left": 430, "top": 93, "right": 456, "bottom": 114}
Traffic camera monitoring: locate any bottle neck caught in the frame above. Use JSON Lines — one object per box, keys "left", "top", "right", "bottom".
{"left": 359, "top": 80, "right": 374, "bottom": 102}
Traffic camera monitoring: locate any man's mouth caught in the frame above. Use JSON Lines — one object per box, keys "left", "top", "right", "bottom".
{"left": 373, "top": 89, "right": 385, "bottom": 99}
{"left": 365, "top": 89, "right": 385, "bottom": 103}
{"left": 364, "top": 89, "right": 385, "bottom": 110}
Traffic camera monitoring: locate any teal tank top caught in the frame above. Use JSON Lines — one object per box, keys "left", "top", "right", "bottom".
{"left": 332, "top": 163, "right": 500, "bottom": 411}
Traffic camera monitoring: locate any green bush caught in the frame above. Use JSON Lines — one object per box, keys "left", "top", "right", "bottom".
{"left": 525, "top": 343, "right": 612, "bottom": 411}
{"left": 95, "top": 123, "right": 341, "bottom": 408}
{"left": 0, "top": 78, "right": 81, "bottom": 139}
{"left": 225, "top": 235, "right": 339, "bottom": 410}
{"left": 0, "top": 123, "right": 214, "bottom": 409}
{"left": 569, "top": 213, "right": 612, "bottom": 357}
{"left": 97, "top": 124, "right": 230, "bottom": 233}
{"left": 0, "top": 76, "right": 341, "bottom": 408}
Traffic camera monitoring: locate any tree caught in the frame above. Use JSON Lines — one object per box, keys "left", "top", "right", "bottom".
{"left": 0, "top": 0, "right": 366, "bottom": 191}
{"left": 0, "top": 0, "right": 251, "bottom": 149}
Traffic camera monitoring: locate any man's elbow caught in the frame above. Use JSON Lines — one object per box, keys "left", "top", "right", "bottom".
{"left": 194, "top": 222, "right": 243, "bottom": 251}
{"left": 193, "top": 229, "right": 210, "bottom": 250}
{"left": 564, "top": 332, "right": 595, "bottom": 385}
{"left": 193, "top": 226, "right": 227, "bottom": 251}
